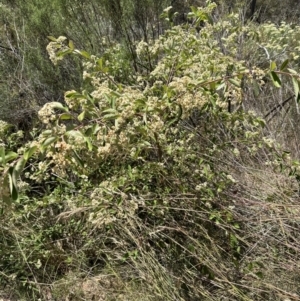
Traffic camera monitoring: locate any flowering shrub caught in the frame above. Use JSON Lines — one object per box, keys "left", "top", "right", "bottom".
{"left": 2, "top": 2, "right": 300, "bottom": 300}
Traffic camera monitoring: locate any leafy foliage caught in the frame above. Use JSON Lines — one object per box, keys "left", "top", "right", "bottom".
{"left": 1, "top": 2, "right": 300, "bottom": 301}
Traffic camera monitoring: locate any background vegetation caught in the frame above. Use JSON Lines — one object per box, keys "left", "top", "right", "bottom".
{"left": 1, "top": 1, "right": 300, "bottom": 300}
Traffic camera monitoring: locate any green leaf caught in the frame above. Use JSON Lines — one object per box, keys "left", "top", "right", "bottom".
{"left": 6, "top": 151, "right": 18, "bottom": 162}
{"left": 0, "top": 151, "right": 18, "bottom": 164}
{"left": 42, "top": 130, "right": 53, "bottom": 136}
{"left": 166, "top": 104, "right": 182, "bottom": 127}
{"left": 280, "top": 59, "right": 289, "bottom": 71}
{"left": 102, "top": 108, "right": 118, "bottom": 114}
{"left": 56, "top": 48, "right": 73, "bottom": 57}
{"left": 78, "top": 50, "right": 91, "bottom": 59}
{"left": 68, "top": 40, "right": 75, "bottom": 51}
{"left": 23, "top": 145, "right": 37, "bottom": 161}
{"left": 0, "top": 146, "right": 5, "bottom": 165}
{"left": 78, "top": 111, "right": 85, "bottom": 121}
{"left": 292, "top": 77, "right": 300, "bottom": 101}
{"left": 84, "top": 93, "right": 95, "bottom": 105}
{"left": 252, "top": 80, "right": 261, "bottom": 97}
{"left": 14, "top": 157, "right": 26, "bottom": 178}
{"left": 72, "top": 150, "right": 84, "bottom": 168}
{"left": 65, "top": 91, "right": 83, "bottom": 98}
{"left": 97, "top": 57, "right": 103, "bottom": 69}
{"left": 92, "top": 124, "right": 100, "bottom": 135}
{"left": 103, "top": 113, "right": 119, "bottom": 120}
{"left": 85, "top": 127, "right": 93, "bottom": 136}
{"left": 216, "top": 82, "right": 226, "bottom": 91}
{"left": 51, "top": 102, "right": 68, "bottom": 112}
{"left": 255, "top": 271, "right": 264, "bottom": 279}
{"left": 256, "top": 118, "right": 266, "bottom": 127}
{"left": 134, "top": 98, "right": 146, "bottom": 107}
{"left": 103, "top": 108, "right": 119, "bottom": 120}
{"left": 60, "top": 113, "right": 73, "bottom": 120}
{"left": 228, "top": 78, "right": 240, "bottom": 87}
{"left": 287, "top": 68, "right": 298, "bottom": 75}
{"left": 269, "top": 71, "right": 281, "bottom": 88}
{"left": 84, "top": 124, "right": 100, "bottom": 137}
{"left": 84, "top": 136, "right": 93, "bottom": 151}
{"left": 47, "top": 36, "right": 57, "bottom": 42}
{"left": 110, "top": 91, "right": 122, "bottom": 98}
{"left": 67, "top": 130, "right": 84, "bottom": 139}
{"left": 233, "top": 223, "right": 240, "bottom": 229}
{"left": 270, "top": 61, "right": 277, "bottom": 71}
{"left": 8, "top": 166, "right": 18, "bottom": 201}
{"left": 209, "top": 82, "right": 216, "bottom": 90}
{"left": 43, "top": 137, "right": 57, "bottom": 147}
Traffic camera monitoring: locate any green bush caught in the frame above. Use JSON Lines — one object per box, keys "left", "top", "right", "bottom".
{"left": 1, "top": 2, "right": 300, "bottom": 300}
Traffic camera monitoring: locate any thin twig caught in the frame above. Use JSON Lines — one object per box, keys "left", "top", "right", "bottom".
{"left": 264, "top": 95, "right": 293, "bottom": 122}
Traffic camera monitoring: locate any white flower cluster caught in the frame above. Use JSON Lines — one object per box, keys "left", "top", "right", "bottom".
{"left": 38, "top": 102, "right": 59, "bottom": 124}
{"left": 136, "top": 40, "right": 149, "bottom": 58}
{"left": 37, "top": 8, "right": 276, "bottom": 185}
{"left": 46, "top": 36, "right": 67, "bottom": 65}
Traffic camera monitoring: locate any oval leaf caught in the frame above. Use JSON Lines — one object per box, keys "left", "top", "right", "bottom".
{"left": 280, "top": 59, "right": 289, "bottom": 71}
{"left": 0, "top": 151, "right": 18, "bottom": 164}
{"left": 287, "top": 68, "right": 298, "bottom": 75}
{"left": 270, "top": 71, "right": 281, "bottom": 88}
{"left": 47, "top": 36, "right": 57, "bottom": 42}
{"left": 78, "top": 111, "right": 85, "bottom": 121}
{"left": 24, "top": 145, "right": 37, "bottom": 161}
{"left": 51, "top": 102, "right": 68, "bottom": 112}
{"left": 14, "top": 157, "right": 26, "bottom": 178}
{"left": 60, "top": 113, "right": 73, "bottom": 120}
{"left": 270, "top": 61, "right": 277, "bottom": 71}
{"left": 228, "top": 78, "right": 241, "bottom": 87}
{"left": 79, "top": 50, "right": 91, "bottom": 59}
{"left": 43, "top": 137, "right": 57, "bottom": 147}
{"left": 68, "top": 40, "right": 75, "bottom": 51}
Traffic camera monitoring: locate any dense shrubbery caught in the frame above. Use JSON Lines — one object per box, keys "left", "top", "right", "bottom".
{"left": 0, "top": 0, "right": 173, "bottom": 128}
{"left": 0, "top": 0, "right": 298, "bottom": 128}
{"left": 2, "top": 2, "right": 300, "bottom": 301}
